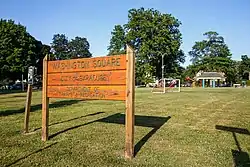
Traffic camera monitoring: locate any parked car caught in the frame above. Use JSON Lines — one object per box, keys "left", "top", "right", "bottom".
{"left": 9, "top": 83, "right": 27, "bottom": 90}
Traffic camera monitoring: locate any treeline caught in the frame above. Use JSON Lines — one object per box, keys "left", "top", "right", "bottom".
{"left": 107, "top": 8, "right": 250, "bottom": 84}
{"left": 184, "top": 32, "right": 250, "bottom": 83}
{"left": 0, "top": 19, "right": 92, "bottom": 83}
{"left": 1, "top": 7, "right": 250, "bottom": 85}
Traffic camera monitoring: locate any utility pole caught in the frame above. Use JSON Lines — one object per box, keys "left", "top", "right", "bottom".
{"left": 162, "top": 53, "right": 166, "bottom": 80}
{"left": 22, "top": 74, "right": 24, "bottom": 91}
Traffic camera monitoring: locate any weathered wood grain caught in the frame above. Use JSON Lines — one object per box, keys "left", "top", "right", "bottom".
{"left": 47, "top": 85, "right": 126, "bottom": 100}
{"left": 47, "top": 70, "right": 126, "bottom": 86}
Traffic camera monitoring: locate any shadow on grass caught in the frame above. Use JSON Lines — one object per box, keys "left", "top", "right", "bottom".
{"left": 96, "top": 113, "right": 171, "bottom": 156}
{"left": 33, "top": 112, "right": 105, "bottom": 131}
{"left": 0, "top": 94, "right": 26, "bottom": 100}
{"left": 4, "top": 142, "right": 58, "bottom": 167}
{"left": 215, "top": 125, "right": 250, "bottom": 167}
{"left": 0, "top": 90, "right": 24, "bottom": 95}
{"left": 12, "top": 95, "right": 27, "bottom": 98}
{"left": 0, "top": 100, "right": 81, "bottom": 116}
{"left": 49, "top": 120, "right": 97, "bottom": 140}
{"left": 49, "top": 113, "right": 171, "bottom": 157}
{"left": 0, "top": 89, "right": 41, "bottom": 95}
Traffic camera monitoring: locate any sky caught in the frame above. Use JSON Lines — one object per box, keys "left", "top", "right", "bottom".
{"left": 0, "top": 0, "right": 249, "bottom": 67}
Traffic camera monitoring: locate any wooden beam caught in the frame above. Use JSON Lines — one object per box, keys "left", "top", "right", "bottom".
{"left": 42, "top": 55, "right": 49, "bottom": 141}
{"left": 24, "top": 84, "right": 32, "bottom": 133}
{"left": 125, "top": 45, "right": 135, "bottom": 159}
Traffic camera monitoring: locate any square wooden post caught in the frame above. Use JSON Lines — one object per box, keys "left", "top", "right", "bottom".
{"left": 125, "top": 45, "right": 135, "bottom": 159}
{"left": 24, "top": 84, "right": 32, "bottom": 133}
{"left": 42, "top": 55, "right": 49, "bottom": 141}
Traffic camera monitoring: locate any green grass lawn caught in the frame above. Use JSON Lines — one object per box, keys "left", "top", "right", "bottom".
{"left": 0, "top": 88, "right": 250, "bottom": 167}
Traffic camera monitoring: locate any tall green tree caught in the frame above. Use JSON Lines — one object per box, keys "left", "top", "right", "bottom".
{"left": 0, "top": 19, "right": 42, "bottom": 81}
{"left": 189, "top": 31, "right": 231, "bottom": 64}
{"left": 51, "top": 34, "right": 92, "bottom": 60}
{"left": 238, "top": 54, "right": 250, "bottom": 80}
{"left": 36, "top": 43, "right": 51, "bottom": 75}
{"left": 108, "top": 8, "right": 185, "bottom": 83}
{"left": 188, "top": 31, "right": 234, "bottom": 82}
{"left": 68, "top": 36, "right": 92, "bottom": 58}
{"left": 125, "top": 8, "right": 185, "bottom": 80}
{"left": 107, "top": 25, "right": 126, "bottom": 55}
{"left": 51, "top": 34, "right": 69, "bottom": 60}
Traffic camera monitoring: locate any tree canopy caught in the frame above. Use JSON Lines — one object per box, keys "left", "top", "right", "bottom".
{"left": 0, "top": 19, "right": 49, "bottom": 82}
{"left": 108, "top": 8, "right": 185, "bottom": 83}
{"left": 107, "top": 25, "right": 126, "bottom": 55}
{"left": 1, "top": 11, "right": 248, "bottom": 86}
{"left": 186, "top": 31, "right": 235, "bottom": 82}
{"left": 0, "top": 20, "right": 92, "bottom": 83}
{"left": 189, "top": 31, "right": 231, "bottom": 64}
{"left": 238, "top": 55, "right": 250, "bottom": 80}
{"left": 51, "top": 34, "right": 92, "bottom": 60}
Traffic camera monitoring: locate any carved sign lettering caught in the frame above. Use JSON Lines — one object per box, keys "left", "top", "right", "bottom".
{"left": 45, "top": 54, "right": 127, "bottom": 100}
{"left": 47, "top": 71, "right": 126, "bottom": 86}
{"left": 47, "top": 86, "right": 126, "bottom": 100}
{"left": 48, "top": 55, "right": 126, "bottom": 73}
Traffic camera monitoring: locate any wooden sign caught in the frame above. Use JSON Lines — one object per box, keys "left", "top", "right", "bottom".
{"left": 47, "top": 85, "right": 126, "bottom": 100}
{"left": 47, "top": 54, "right": 126, "bottom": 73}
{"left": 46, "top": 55, "right": 127, "bottom": 100}
{"left": 47, "top": 71, "right": 126, "bottom": 86}
{"left": 42, "top": 45, "right": 135, "bottom": 159}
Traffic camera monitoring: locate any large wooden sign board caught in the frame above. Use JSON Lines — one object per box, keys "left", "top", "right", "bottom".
{"left": 42, "top": 45, "right": 135, "bottom": 159}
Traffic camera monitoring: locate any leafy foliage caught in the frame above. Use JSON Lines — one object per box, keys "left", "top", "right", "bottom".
{"left": 0, "top": 19, "right": 47, "bottom": 81}
{"left": 238, "top": 55, "right": 250, "bottom": 80}
{"left": 189, "top": 31, "right": 231, "bottom": 64}
{"left": 187, "top": 31, "right": 234, "bottom": 82}
{"left": 135, "top": 60, "right": 155, "bottom": 85}
{"left": 108, "top": 8, "right": 185, "bottom": 83}
{"left": 51, "top": 34, "right": 92, "bottom": 60}
{"left": 68, "top": 37, "right": 91, "bottom": 58}
{"left": 36, "top": 43, "right": 51, "bottom": 75}
{"left": 51, "top": 34, "right": 68, "bottom": 60}
{"left": 107, "top": 25, "right": 126, "bottom": 55}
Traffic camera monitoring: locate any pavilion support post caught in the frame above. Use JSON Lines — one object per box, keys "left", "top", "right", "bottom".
{"left": 202, "top": 79, "right": 205, "bottom": 88}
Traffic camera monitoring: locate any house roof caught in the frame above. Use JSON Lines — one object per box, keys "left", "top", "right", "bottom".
{"left": 199, "top": 72, "right": 224, "bottom": 78}
{"left": 195, "top": 72, "right": 226, "bottom": 80}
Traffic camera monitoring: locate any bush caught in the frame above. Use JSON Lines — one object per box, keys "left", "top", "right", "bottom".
{"left": 246, "top": 80, "right": 250, "bottom": 86}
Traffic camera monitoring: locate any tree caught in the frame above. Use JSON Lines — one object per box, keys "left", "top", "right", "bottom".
{"left": 107, "top": 25, "right": 126, "bottom": 55}
{"left": 238, "top": 55, "right": 250, "bottom": 80}
{"left": 108, "top": 8, "right": 185, "bottom": 83}
{"left": 51, "top": 34, "right": 69, "bottom": 60}
{"left": 36, "top": 43, "right": 51, "bottom": 75}
{"left": 125, "top": 8, "right": 185, "bottom": 80}
{"left": 189, "top": 31, "right": 231, "bottom": 64}
{"left": 51, "top": 34, "right": 92, "bottom": 60}
{"left": 0, "top": 19, "right": 42, "bottom": 82}
{"left": 68, "top": 37, "right": 92, "bottom": 58}
{"left": 188, "top": 31, "right": 234, "bottom": 82}
{"left": 135, "top": 61, "right": 155, "bottom": 85}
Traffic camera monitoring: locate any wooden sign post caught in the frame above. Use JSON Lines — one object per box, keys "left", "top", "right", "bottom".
{"left": 125, "top": 45, "right": 135, "bottom": 159}
{"left": 24, "top": 66, "right": 36, "bottom": 133}
{"left": 42, "top": 45, "right": 135, "bottom": 158}
{"left": 24, "top": 84, "right": 32, "bottom": 133}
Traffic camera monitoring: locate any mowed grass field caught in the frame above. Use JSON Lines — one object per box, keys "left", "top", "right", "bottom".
{"left": 0, "top": 88, "right": 250, "bottom": 167}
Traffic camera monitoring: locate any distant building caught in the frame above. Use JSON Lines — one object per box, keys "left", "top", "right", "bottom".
{"left": 194, "top": 71, "right": 226, "bottom": 87}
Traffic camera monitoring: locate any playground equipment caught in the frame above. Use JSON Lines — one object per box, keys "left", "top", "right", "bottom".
{"left": 151, "top": 78, "right": 180, "bottom": 93}
{"left": 185, "top": 76, "right": 196, "bottom": 87}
